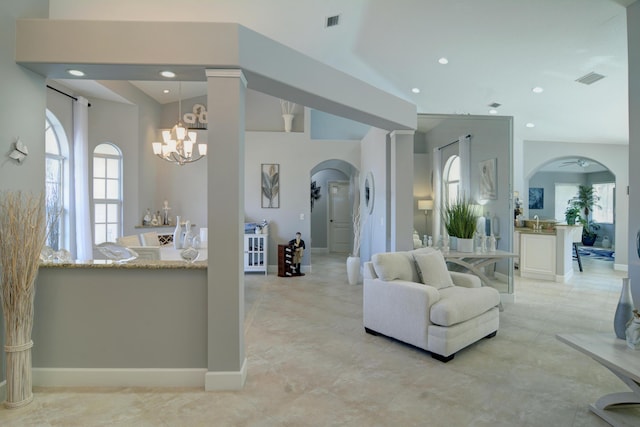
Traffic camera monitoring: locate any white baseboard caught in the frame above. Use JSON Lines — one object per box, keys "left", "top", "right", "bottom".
{"left": 614, "top": 263, "right": 628, "bottom": 272}
{"left": 205, "top": 358, "right": 247, "bottom": 391}
{"left": 32, "top": 368, "right": 207, "bottom": 388}
{"left": 0, "top": 380, "right": 6, "bottom": 402}
{"left": 311, "top": 247, "right": 329, "bottom": 254}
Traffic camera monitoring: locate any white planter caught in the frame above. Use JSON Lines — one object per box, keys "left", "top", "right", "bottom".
{"left": 346, "top": 256, "right": 360, "bottom": 285}
{"left": 457, "top": 238, "right": 474, "bottom": 253}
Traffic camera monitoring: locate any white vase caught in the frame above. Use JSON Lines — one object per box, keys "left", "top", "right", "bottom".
{"left": 457, "top": 238, "right": 474, "bottom": 253}
{"left": 614, "top": 278, "right": 634, "bottom": 339}
{"left": 282, "top": 114, "right": 294, "bottom": 132}
{"left": 346, "top": 256, "right": 360, "bottom": 285}
{"left": 173, "top": 216, "right": 182, "bottom": 249}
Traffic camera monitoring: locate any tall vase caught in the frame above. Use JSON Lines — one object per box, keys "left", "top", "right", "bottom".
{"left": 282, "top": 114, "right": 294, "bottom": 132}
{"left": 173, "top": 215, "right": 183, "bottom": 249}
{"left": 614, "top": 278, "right": 634, "bottom": 339}
{"left": 346, "top": 256, "right": 360, "bottom": 285}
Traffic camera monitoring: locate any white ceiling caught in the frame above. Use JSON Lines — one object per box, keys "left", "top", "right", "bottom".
{"left": 55, "top": 0, "right": 633, "bottom": 147}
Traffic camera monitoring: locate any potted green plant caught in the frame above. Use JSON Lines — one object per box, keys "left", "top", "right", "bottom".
{"left": 564, "top": 205, "right": 580, "bottom": 225}
{"left": 568, "top": 185, "right": 601, "bottom": 246}
{"left": 441, "top": 197, "right": 478, "bottom": 252}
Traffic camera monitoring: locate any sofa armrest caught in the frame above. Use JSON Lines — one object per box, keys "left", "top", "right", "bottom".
{"left": 363, "top": 261, "right": 377, "bottom": 279}
{"left": 363, "top": 278, "right": 440, "bottom": 349}
{"left": 449, "top": 271, "right": 481, "bottom": 288}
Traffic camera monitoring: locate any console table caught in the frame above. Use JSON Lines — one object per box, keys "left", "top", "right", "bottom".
{"left": 443, "top": 249, "right": 517, "bottom": 289}
{"left": 557, "top": 333, "right": 640, "bottom": 427}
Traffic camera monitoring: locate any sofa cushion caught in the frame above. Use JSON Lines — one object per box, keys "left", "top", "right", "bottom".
{"left": 430, "top": 286, "right": 500, "bottom": 326}
{"left": 413, "top": 251, "right": 454, "bottom": 290}
{"left": 371, "top": 252, "right": 415, "bottom": 282}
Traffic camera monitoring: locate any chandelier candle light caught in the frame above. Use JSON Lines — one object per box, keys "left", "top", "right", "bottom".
{"left": 153, "top": 82, "right": 207, "bottom": 165}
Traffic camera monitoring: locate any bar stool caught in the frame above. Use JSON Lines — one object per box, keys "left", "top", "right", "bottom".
{"left": 572, "top": 226, "right": 584, "bottom": 272}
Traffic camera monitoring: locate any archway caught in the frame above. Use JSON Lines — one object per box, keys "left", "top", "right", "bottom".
{"left": 309, "top": 159, "right": 359, "bottom": 255}
{"left": 526, "top": 156, "right": 616, "bottom": 250}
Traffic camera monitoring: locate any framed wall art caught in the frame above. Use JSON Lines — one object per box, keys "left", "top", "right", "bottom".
{"left": 261, "top": 163, "right": 280, "bottom": 208}
{"left": 529, "top": 187, "right": 544, "bottom": 209}
{"left": 479, "top": 158, "right": 497, "bottom": 200}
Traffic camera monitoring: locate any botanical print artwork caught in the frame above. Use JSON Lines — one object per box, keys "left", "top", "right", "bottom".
{"left": 479, "top": 158, "right": 497, "bottom": 200}
{"left": 261, "top": 164, "right": 280, "bottom": 208}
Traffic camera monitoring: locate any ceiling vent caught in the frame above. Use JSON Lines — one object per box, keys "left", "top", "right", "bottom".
{"left": 575, "top": 72, "right": 606, "bottom": 85}
{"left": 326, "top": 14, "right": 340, "bottom": 28}
{"left": 488, "top": 102, "right": 501, "bottom": 108}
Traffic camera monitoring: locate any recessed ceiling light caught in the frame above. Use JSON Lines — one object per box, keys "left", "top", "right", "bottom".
{"left": 438, "top": 57, "right": 449, "bottom": 65}
{"left": 67, "top": 69, "right": 85, "bottom": 77}
{"left": 489, "top": 109, "right": 498, "bottom": 115}
{"left": 160, "top": 71, "right": 176, "bottom": 78}
{"left": 411, "top": 87, "right": 421, "bottom": 94}
{"left": 532, "top": 86, "right": 544, "bottom": 93}
{"left": 526, "top": 123, "right": 535, "bottom": 128}
{"left": 163, "top": 89, "right": 170, "bottom": 94}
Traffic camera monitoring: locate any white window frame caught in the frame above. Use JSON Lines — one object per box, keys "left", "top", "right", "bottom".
{"left": 592, "top": 182, "right": 615, "bottom": 224}
{"left": 45, "top": 111, "right": 70, "bottom": 251}
{"left": 93, "top": 143, "right": 123, "bottom": 244}
{"left": 443, "top": 155, "right": 460, "bottom": 205}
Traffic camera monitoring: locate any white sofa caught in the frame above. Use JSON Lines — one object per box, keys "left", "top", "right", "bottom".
{"left": 363, "top": 247, "right": 500, "bottom": 362}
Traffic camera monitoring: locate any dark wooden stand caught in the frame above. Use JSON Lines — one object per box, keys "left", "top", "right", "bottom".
{"left": 277, "top": 244, "right": 295, "bottom": 277}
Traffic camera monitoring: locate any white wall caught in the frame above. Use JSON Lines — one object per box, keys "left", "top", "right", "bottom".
{"left": 523, "top": 140, "right": 629, "bottom": 270}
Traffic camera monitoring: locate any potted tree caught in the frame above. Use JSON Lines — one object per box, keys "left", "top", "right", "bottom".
{"left": 441, "top": 196, "right": 478, "bottom": 252}
{"left": 568, "top": 185, "right": 601, "bottom": 246}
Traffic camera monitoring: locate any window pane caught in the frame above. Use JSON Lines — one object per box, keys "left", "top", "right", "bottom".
{"left": 46, "top": 158, "right": 61, "bottom": 183}
{"left": 106, "top": 179, "right": 119, "bottom": 199}
{"left": 95, "top": 224, "right": 106, "bottom": 245}
{"left": 95, "top": 203, "right": 106, "bottom": 223}
{"left": 107, "top": 203, "right": 118, "bottom": 222}
{"left": 106, "top": 158, "right": 119, "bottom": 179}
{"left": 93, "top": 179, "right": 105, "bottom": 199}
{"left": 94, "top": 157, "right": 106, "bottom": 178}
{"left": 449, "top": 157, "right": 460, "bottom": 181}
{"left": 106, "top": 224, "right": 119, "bottom": 243}
{"left": 554, "top": 184, "right": 580, "bottom": 222}
{"left": 593, "top": 183, "right": 614, "bottom": 223}
{"left": 94, "top": 143, "right": 119, "bottom": 155}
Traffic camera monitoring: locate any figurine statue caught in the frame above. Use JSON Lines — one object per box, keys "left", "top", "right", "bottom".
{"left": 288, "top": 232, "right": 306, "bottom": 276}
{"left": 162, "top": 200, "right": 171, "bottom": 225}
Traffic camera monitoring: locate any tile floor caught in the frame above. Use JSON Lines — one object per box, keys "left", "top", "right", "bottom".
{"left": 0, "top": 253, "right": 638, "bottom": 426}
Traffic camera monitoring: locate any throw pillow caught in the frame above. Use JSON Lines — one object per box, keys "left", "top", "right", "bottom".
{"left": 413, "top": 251, "right": 454, "bottom": 290}
{"left": 372, "top": 252, "right": 415, "bottom": 282}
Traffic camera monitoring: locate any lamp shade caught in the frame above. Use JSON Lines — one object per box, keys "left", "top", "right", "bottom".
{"left": 418, "top": 200, "right": 434, "bottom": 211}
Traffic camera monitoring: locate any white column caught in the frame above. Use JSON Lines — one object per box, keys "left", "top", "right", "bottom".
{"left": 389, "top": 130, "right": 415, "bottom": 251}
{"left": 628, "top": 3, "right": 640, "bottom": 304}
{"left": 205, "top": 69, "right": 247, "bottom": 390}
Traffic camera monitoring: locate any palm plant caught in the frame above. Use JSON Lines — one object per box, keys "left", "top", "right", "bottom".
{"left": 568, "top": 185, "right": 601, "bottom": 238}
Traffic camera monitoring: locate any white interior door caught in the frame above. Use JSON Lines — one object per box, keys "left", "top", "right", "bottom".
{"left": 329, "top": 181, "right": 351, "bottom": 253}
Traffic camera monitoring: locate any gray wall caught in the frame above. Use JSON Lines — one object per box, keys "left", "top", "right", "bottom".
{"left": 33, "top": 267, "right": 207, "bottom": 368}
{"left": 424, "top": 115, "right": 513, "bottom": 283}
{"left": 0, "top": 0, "right": 49, "bottom": 395}
{"left": 310, "top": 110, "right": 371, "bottom": 140}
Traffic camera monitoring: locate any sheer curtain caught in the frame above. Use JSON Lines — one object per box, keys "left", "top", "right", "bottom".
{"left": 73, "top": 96, "right": 92, "bottom": 260}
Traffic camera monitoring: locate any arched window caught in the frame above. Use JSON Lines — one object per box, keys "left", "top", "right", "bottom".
{"left": 93, "top": 143, "right": 123, "bottom": 244}
{"left": 443, "top": 155, "right": 460, "bottom": 205}
{"left": 45, "top": 111, "right": 69, "bottom": 251}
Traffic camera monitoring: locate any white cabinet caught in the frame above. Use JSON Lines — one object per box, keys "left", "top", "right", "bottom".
{"left": 244, "top": 234, "right": 267, "bottom": 275}
{"left": 520, "top": 233, "right": 556, "bottom": 281}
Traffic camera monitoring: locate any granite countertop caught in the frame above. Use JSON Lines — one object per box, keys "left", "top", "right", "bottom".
{"left": 39, "top": 260, "right": 207, "bottom": 269}
{"left": 514, "top": 227, "right": 557, "bottom": 235}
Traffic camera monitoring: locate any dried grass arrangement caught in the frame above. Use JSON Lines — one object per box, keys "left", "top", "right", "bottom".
{"left": 0, "top": 191, "right": 47, "bottom": 408}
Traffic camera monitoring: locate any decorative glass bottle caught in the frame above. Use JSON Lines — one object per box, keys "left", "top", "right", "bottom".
{"left": 614, "top": 278, "right": 634, "bottom": 339}
{"left": 173, "top": 215, "right": 182, "bottom": 249}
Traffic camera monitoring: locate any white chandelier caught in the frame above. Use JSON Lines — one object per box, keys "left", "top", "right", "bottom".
{"left": 152, "top": 83, "right": 207, "bottom": 166}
